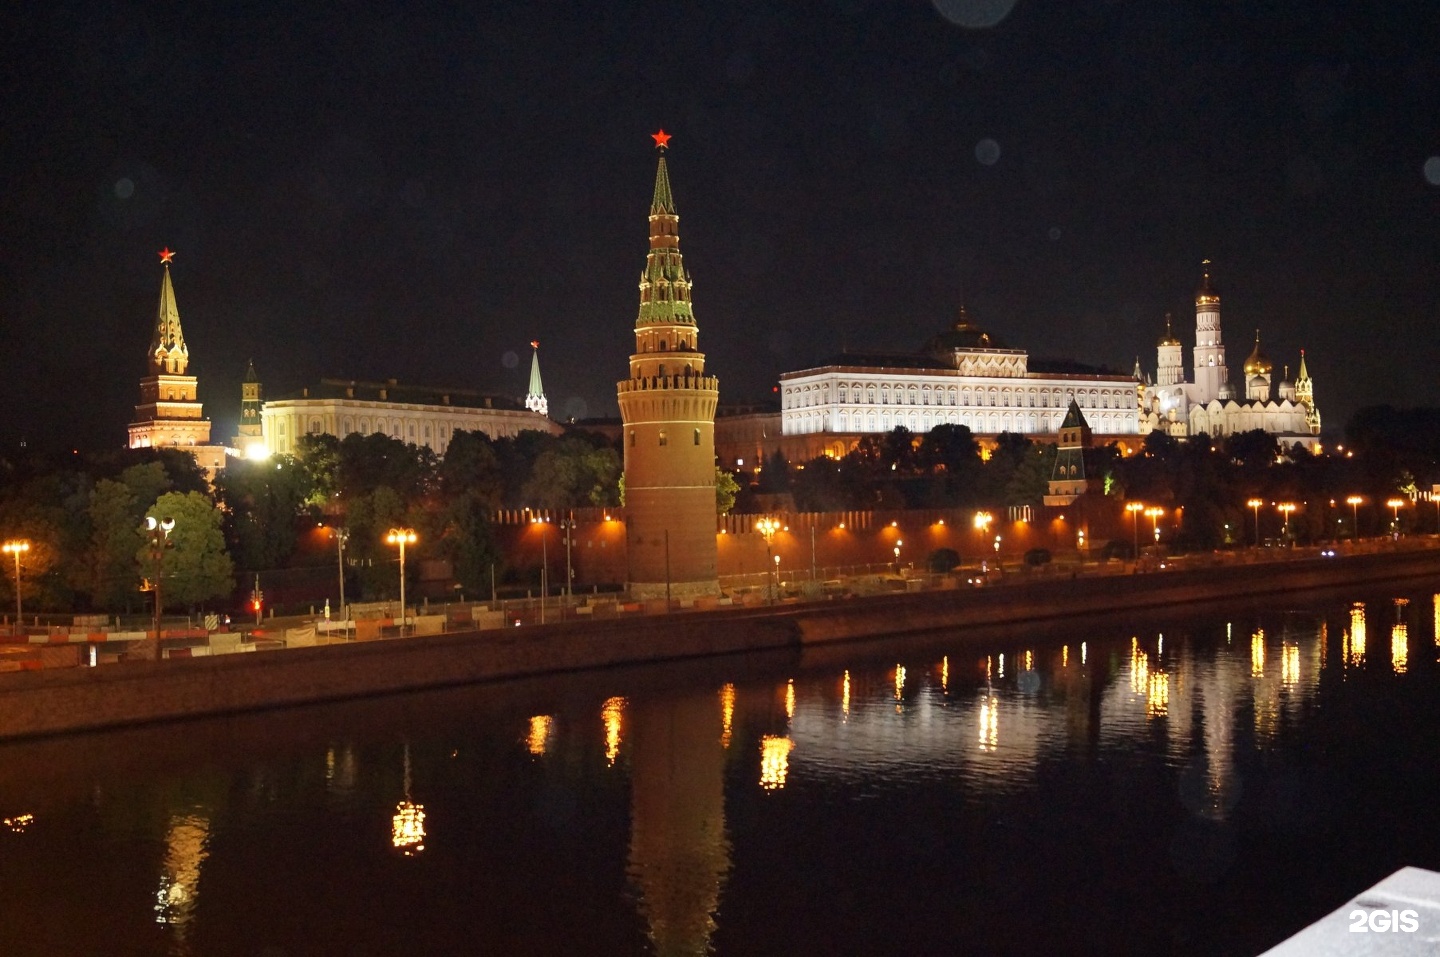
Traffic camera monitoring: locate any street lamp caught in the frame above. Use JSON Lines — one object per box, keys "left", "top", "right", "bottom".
{"left": 559, "top": 512, "right": 576, "bottom": 602}
{"left": 385, "top": 528, "right": 417, "bottom": 636}
{"left": 1247, "top": 498, "right": 1264, "bottom": 547}
{"left": 333, "top": 528, "right": 349, "bottom": 626}
{"left": 1346, "top": 495, "right": 1363, "bottom": 539}
{"left": 1277, "top": 503, "right": 1297, "bottom": 542}
{"left": 756, "top": 517, "right": 780, "bottom": 602}
{"left": 2, "top": 540, "right": 29, "bottom": 633}
{"left": 1145, "top": 507, "right": 1164, "bottom": 544}
{"left": 894, "top": 540, "right": 902, "bottom": 574}
{"left": 1387, "top": 498, "right": 1405, "bottom": 535}
{"left": 145, "top": 517, "right": 175, "bottom": 644}
{"left": 1125, "top": 502, "right": 1144, "bottom": 556}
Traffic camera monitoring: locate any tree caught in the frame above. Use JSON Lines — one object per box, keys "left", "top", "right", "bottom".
{"left": 438, "top": 430, "right": 504, "bottom": 507}
{"left": 437, "top": 492, "right": 503, "bottom": 597}
{"left": 140, "top": 492, "right": 235, "bottom": 609}
{"left": 87, "top": 479, "right": 145, "bottom": 610}
{"left": 716, "top": 468, "right": 740, "bottom": 514}
{"left": 213, "top": 454, "right": 313, "bottom": 572}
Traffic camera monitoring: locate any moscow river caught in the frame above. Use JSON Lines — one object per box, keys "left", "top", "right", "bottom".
{"left": 3, "top": 581, "right": 1440, "bottom": 956}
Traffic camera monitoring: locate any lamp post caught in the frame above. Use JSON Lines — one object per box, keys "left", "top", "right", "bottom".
{"left": 1387, "top": 498, "right": 1405, "bottom": 536}
{"left": 559, "top": 512, "right": 576, "bottom": 602}
{"left": 973, "top": 511, "right": 992, "bottom": 570}
{"left": 756, "top": 517, "right": 780, "bottom": 602}
{"left": 1346, "top": 495, "right": 1363, "bottom": 539}
{"left": 1145, "top": 507, "right": 1164, "bottom": 544}
{"left": 145, "top": 517, "right": 175, "bottom": 643}
{"left": 1125, "top": 502, "right": 1144, "bottom": 557}
{"left": 385, "top": 528, "right": 417, "bottom": 636}
{"left": 334, "top": 528, "right": 349, "bottom": 626}
{"left": 1277, "top": 503, "right": 1297, "bottom": 542}
{"left": 1247, "top": 498, "right": 1264, "bottom": 547}
{"left": 2, "top": 540, "right": 29, "bottom": 633}
{"left": 893, "top": 540, "right": 902, "bottom": 574}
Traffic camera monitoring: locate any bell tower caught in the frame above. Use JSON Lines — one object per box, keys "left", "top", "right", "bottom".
{"left": 1192, "top": 260, "right": 1229, "bottom": 403}
{"left": 616, "top": 131, "right": 720, "bottom": 599}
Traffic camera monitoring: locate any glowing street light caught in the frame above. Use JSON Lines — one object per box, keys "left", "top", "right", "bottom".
{"left": 1145, "top": 507, "right": 1164, "bottom": 543}
{"left": 1387, "top": 498, "right": 1406, "bottom": 534}
{"left": 893, "top": 540, "right": 903, "bottom": 574}
{"left": 1346, "top": 495, "right": 1363, "bottom": 539}
{"left": 2, "top": 540, "right": 29, "bottom": 633}
{"left": 973, "top": 511, "right": 992, "bottom": 533}
{"left": 1125, "top": 502, "right": 1144, "bottom": 556}
{"left": 385, "top": 528, "right": 417, "bottom": 636}
{"left": 1277, "top": 503, "right": 1297, "bottom": 541}
{"left": 144, "top": 517, "right": 175, "bottom": 643}
{"left": 756, "top": 517, "right": 780, "bottom": 602}
{"left": 1247, "top": 498, "right": 1264, "bottom": 547}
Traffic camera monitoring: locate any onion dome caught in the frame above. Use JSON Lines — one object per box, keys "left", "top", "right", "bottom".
{"left": 1243, "top": 330, "right": 1272, "bottom": 376}
{"left": 1195, "top": 259, "right": 1220, "bottom": 306}
{"left": 1157, "top": 313, "right": 1181, "bottom": 347}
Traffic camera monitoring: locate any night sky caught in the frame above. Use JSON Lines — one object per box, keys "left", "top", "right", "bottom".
{"left": 4, "top": 0, "right": 1439, "bottom": 453}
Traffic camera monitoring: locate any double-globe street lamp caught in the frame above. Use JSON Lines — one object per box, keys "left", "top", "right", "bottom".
{"left": 386, "top": 528, "right": 417, "bottom": 637}
{"left": 145, "top": 517, "right": 175, "bottom": 645}
{"left": 2, "top": 539, "right": 30, "bottom": 634}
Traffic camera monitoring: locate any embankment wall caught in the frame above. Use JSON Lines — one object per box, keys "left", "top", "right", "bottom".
{"left": 2, "top": 549, "right": 1438, "bottom": 740}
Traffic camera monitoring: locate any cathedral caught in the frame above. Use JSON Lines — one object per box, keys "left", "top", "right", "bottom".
{"left": 1137, "top": 262, "right": 1321, "bottom": 450}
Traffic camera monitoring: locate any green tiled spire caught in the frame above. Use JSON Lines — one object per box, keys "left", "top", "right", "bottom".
{"left": 636, "top": 146, "right": 694, "bottom": 329}
{"left": 651, "top": 155, "right": 676, "bottom": 215}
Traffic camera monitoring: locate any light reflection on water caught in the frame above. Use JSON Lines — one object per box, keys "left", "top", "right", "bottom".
{"left": 3, "top": 585, "right": 1440, "bottom": 956}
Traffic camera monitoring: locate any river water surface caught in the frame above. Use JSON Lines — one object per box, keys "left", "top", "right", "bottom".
{"left": 3, "top": 581, "right": 1440, "bottom": 956}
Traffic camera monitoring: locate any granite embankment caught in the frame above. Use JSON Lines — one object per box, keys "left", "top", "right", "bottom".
{"left": 2, "top": 548, "right": 1438, "bottom": 740}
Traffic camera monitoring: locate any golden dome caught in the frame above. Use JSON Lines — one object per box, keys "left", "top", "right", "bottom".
{"left": 1243, "top": 330, "right": 1272, "bottom": 376}
{"left": 1157, "top": 313, "right": 1181, "bottom": 347}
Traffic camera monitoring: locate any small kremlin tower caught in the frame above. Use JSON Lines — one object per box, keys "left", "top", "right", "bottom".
{"left": 231, "top": 358, "right": 265, "bottom": 458}
{"left": 127, "top": 249, "right": 226, "bottom": 478}
{"left": 524, "top": 341, "right": 548, "bottom": 416}
{"left": 616, "top": 131, "right": 720, "bottom": 599}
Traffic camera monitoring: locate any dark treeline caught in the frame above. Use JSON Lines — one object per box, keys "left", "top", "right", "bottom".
{"left": 0, "top": 429, "right": 621, "bottom": 614}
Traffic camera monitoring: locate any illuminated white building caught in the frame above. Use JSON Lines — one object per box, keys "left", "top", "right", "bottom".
{"left": 776, "top": 306, "right": 1140, "bottom": 460}
{"left": 259, "top": 377, "right": 559, "bottom": 456}
{"left": 1139, "top": 262, "right": 1320, "bottom": 449}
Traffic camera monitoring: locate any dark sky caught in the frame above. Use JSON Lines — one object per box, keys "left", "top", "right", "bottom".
{"left": 3, "top": 0, "right": 1439, "bottom": 452}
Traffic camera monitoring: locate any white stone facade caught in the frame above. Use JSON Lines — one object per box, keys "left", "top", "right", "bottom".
{"left": 262, "top": 387, "right": 560, "bottom": 456}
{"left": 780, "top": 351, "right": 1139, "bottom": 439}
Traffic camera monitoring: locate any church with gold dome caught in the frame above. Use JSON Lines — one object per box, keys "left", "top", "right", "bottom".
{"left": 1137, "top": 262, "right": 1320, "bottom": 450}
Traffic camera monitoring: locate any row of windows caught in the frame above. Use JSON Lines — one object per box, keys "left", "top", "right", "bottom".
{"left": 784, "top": 410, "right": 1135, "bottom": 436}
{"left": 784, "top": 382, "right": 1131, "bottom": 411}
{"left": 629, "top": 429, "right": 703, "bottom": 447}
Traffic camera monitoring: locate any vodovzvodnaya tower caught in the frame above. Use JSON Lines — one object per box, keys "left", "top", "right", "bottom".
{"left": 616, "top": 131, "right": 720, "bottom": 599}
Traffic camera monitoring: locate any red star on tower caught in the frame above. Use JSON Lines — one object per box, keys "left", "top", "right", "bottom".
{"left": 158, "top": 247, "right": 176, "bottom": 265}
{"left": 651, "top": 129, "right": 671, "bottom": 150}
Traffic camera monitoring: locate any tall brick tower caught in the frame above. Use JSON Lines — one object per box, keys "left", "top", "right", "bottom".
{"left": 128, "top": 248, "right": 226, "bottom": 479}
{"left": 616, "top": 131, "right": 720, "bottom": 599}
